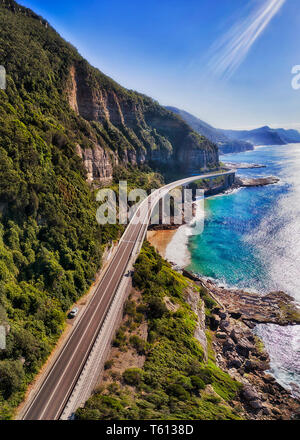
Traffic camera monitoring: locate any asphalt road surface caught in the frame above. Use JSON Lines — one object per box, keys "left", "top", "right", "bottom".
{"left": 22, "top": 170, "right": 234, "bottom": 420}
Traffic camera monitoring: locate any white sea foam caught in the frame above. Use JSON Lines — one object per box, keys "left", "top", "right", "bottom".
{"left": 254, "top": 324, "right": 300, "bottom": 398}
{"left": 165, "top": 225, "right": 191, "bottom": 268}
{"left": 195, "top": 274, "right": 263, "bottom": 295}
{"left": 207, "top": 186, "right": 243, "bottom": 199}
{"left": 165, "top": 197, "right": 205, "bottom": 267}
{"left": 178, "top": 144, "right": 300, "bottom": 393}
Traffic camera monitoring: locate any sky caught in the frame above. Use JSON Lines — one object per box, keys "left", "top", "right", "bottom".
{"left": 18, "top": 0, "right": 300, "bottom": 130}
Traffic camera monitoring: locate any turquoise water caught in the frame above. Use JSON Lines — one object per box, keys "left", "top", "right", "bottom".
{"left": 187, "top": 144, "right": 300, "bottom": 394}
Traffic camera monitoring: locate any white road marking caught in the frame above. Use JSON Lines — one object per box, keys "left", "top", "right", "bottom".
{"left": 23, "top": 170, "right": 235, "bottom": 419}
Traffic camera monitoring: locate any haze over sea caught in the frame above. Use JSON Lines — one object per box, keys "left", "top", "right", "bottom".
{"left": 180, "top": 144, "right": 300, "bottom": 395}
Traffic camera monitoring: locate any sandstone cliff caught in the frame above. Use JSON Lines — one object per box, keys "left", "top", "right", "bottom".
{"left": 66, "top": 59, "right": 219, "bottom": 182}
{"left": 1, "top": 0, "right": 219, "bottom": 186}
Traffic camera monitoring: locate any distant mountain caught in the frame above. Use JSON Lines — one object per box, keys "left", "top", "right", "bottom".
{"left": 166, "top": 107, "right": 300, "bottom": 151}
{"left": 166, "top": 107, "right": 253, "bottom": 154}
{"left": 220, "top": 126, "right": 300, "bottom": 146}
{"left": 275, "top": 128, "right": 300, "bottom": 144}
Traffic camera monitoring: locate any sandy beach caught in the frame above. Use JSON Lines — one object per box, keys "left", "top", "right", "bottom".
{"left": 146, "top": 230, "right": 177, "bottom": 259}
{"left": 147, "top": 226, "right": 191, "bottom": 267}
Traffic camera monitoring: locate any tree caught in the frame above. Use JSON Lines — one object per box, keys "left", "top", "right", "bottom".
{"left": 122, "top": 368, "right": 143, "bottom": 386}
{"left": 0, "top": 360, "right": 24, "bottom": 399}
{"left": 166, "top": 383, "right": 190, "bottom": 401}
{"left": 147, "top": 297, "right": 168, "bottom": 319}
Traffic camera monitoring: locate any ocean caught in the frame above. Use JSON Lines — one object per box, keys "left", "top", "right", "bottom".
{"left": 167, "top": 144, "right": 300, "bottom": 396}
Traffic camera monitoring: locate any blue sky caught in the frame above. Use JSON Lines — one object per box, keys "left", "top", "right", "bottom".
{"left": 19, "top": 0, "right": 300, "bottom": 129}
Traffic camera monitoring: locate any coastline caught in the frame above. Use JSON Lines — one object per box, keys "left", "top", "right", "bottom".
{"left": 147, "top": 227, "right": 300, "bottom": 413}
{"left": 146, "top": 164, "right": 300, "bottom": 408}
{"left": 147, "top": 171, "right": 280, "bottom": 266}
{"left": 147, "top": 226, "right": 192, "bottom": 267}
{"left": 78, "top": 241, "right": 300, "bottom": 420}
{"left": 146, "top": 229, "right": 177, "bottom": 259}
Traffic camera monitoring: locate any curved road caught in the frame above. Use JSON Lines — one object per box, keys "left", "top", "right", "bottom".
{"left": 22, "top": 170, "right": 235, "bottom": 420}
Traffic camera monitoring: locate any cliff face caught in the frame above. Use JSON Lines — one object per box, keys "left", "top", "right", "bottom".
{"left": 75, "top": 144, "right": 115, "bottom": 183}
{"left": 0, "top": 0, "right": 219, "bottom": 187}
{"left": 0, "top": 0, "right": 218, "bottom": 419}
{"left": 66, "top": 60, "right": 219, "bottom": 181}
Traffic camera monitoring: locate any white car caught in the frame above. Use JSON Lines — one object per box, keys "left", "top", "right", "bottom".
{"left": 69, "top": 307, "right": 79, "bottom": 319}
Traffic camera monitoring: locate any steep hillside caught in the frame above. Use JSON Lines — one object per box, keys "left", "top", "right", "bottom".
{"left": 67, "top": 64, "right": 219, "bottom": 178}
{"left": 76, "top": 243, "right": 242, "bottom": 421}
{"left": 77, "top": 244, "right": 300, "bottom": 421}
{"left": 0, "top": 1, "right": 218, "bottom": 183}
{"left": 0, "top": 0, "right": 219, "bottom": 418}
{"left": 166, "top": 107, "right": 253, "bottom": 154}
{"left": 221, "top": 126, "right": 300, "bottom": 146}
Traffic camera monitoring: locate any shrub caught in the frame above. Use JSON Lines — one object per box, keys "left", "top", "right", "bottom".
{"left": 136, "top": 304, "right": 147, "bottom": 314}
{"left": 205, "top": 395, "right": 222, "bottom": 404}
{"left": 0, "top": 360, "right": 25, "bottom": 399}
{"left": 191, "top": 376, "right": 206, "bottom": 390}
{"left": 110, "top": 371, "right": 121, "bottom": 381}
{"left": 166, "top": 383, "right": 190, "bottom": 401}
{"left": 146, "top": 391, "right": 169, "bottom": 408}
{"left": 129, "top": 335, "right": 147, "bottom": 355}
{"left": 173, "top": 374, "right": 193, "bottom": 391}
{"left": 200, "top": 289, "right": 217, "bottom": 310}
{"left": 147, "top": 297, "right": 168, "bottom": 319}
{"left": 113, "top": 329, "right": 127, "bottom": 347}
{"left": 107, "top": 383, "right": 119, "bottom": 394}
{"left": 104, "top": 360, "right": 114, "bottom": 370}
{"left": 197, "top": 367, "right": 213, "bottom": 385}
{"left": 122, "top": 368, "right": 143, "bottom": 386}
{"left": 124, "top": 300, "right": 136, "bottom": 317}
{"left": 134, "top": 313, "right": 144, "bottom": 324}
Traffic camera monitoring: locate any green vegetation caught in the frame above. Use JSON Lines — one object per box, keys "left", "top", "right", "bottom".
{"left": 0, "top": 0, "right": 219, "bottom": 418}
{"left": 76, "top": 243, "right": 242, "bottom": 420}
{"left": 0, "top": 1, "right": 161, "bottom": 418}
{"left": 112, "top": 165, "right": 163, "bottom": 193}
{"left": 104, "top": 360, "right": 114, "bottom": 370}
{"left": 189, "top": 175, "right": 226, "bottom": 190}
{"left": 278, "top": 301, "right": 300, "bottom": 324}
{"left": 123, "top": 368, "right": 144, "bottom": 386}
{"left": 0, "top": 2, "right": 107, "bottom": 417}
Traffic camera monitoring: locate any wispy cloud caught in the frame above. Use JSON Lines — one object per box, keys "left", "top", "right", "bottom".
{"left": 207, "top": 0, "right": 286, "bottom": 79}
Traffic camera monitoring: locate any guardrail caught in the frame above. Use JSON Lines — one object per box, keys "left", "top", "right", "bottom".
{"left": 60, "top": 169, "right": 235, "bottom": 419}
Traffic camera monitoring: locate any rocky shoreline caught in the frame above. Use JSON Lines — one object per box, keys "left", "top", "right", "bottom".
{"left": 224, "top": 162, "right": 280, "bottom": 188}
{"left": 235, "top": 176, "right": 280, "bottom": 187}
{"left": 185, "top": 273, "right": 300, "bottom": 327}
{"left": 148, "top": 174, "right": 280, "bottom": 233}
{"left": 147, "top": 224, "right": 300, "bottom": 418}
{"left": 225, "top": 162, "right": 267, "bottom": 170}
{"left": 145, "top": 169, "right": 300, "bottom": 419}
{"left": 181, "top": 270, "right": 300, "bottom": 419}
